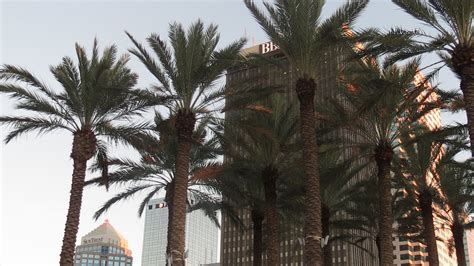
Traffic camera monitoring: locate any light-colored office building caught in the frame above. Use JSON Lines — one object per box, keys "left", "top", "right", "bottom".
{"left": 141, "top": 198, "right": 219, "bottom": 266}
{"left": 74, "top": 219, "right": 133, "bottom": 266}
{"left": 464, "top": 229, "right": 474, "bottom": 265}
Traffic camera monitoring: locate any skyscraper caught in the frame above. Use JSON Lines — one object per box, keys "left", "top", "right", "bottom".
{"left": 221, "top": 41, "right": 377, "bottom": 266}
{"left": 221, "top": 40, "right": 453, "bottom": 266}
{"left": 141, "top": 198, "right": 219, "bottom": 266}
{"left": 74, "top": 220, "right": 133, "bottom": 266}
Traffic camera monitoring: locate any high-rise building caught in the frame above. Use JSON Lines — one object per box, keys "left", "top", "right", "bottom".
{"left": 392, "top": 71, "right": 457, "bottom": 266}
{"left": 222, "top": 41, "right": 456, "bottom": 266}
{"left": 464, "top": 229, "right": 474, "bottom": 265}
{"left": 74, "top": 220, "right": 133, "bottom": 266}
{"left": 141, "top": 198, "right": 219, "bottom": 266}
{"left": 221, "top": 41, "right": 377, "bottom": 266}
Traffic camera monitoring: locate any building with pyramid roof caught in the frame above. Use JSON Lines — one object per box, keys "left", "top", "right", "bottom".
{"left": 74, "top": 220, "right": 133, "bottom": 266}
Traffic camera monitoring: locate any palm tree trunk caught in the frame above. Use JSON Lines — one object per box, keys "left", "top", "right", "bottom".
{"left": 419, "top": 191, "right": 439, "bottom": 266}
{"left": 322, "top": 204, "right": 331, "bottom": 266}
{"left": 60, "top": 130, "right": 96, "bottom": 266}
{"left": 59, "top": 159, "right": 87, "bottom": 266}
{"left": 295, "top": 76, "right": 323, "bottom": 265}
{"left": 165, "top": 184, "right": 174, "bottom": 266}
{"left": 452, "top": 221, "right": 467, "bottom": 266}
{"left": 376, "top": 234, "right": 382, "bottom": 266}
{"left": 169, "top": 111, "right": 196, "bottom": 266}
{"left": 374, "top": 144, "right": 394, "bottom": 266}
{"left": 251, "top": 209, "right": 264, "bottom": 266}
{"left": 262, "top": 167, "right": 280, "bottom": 265}
{"left": 460, "top": 72, "right": 474, "bottom": 157}
{"left": 453, "top": 47, "right": 474, "bottom": 156}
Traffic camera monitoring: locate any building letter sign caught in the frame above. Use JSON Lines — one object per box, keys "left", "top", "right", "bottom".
{"left": 260, "top": 42, "right": 279, "bottom": 54}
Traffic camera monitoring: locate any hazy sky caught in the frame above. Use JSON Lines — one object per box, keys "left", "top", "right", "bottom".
{"left": 0, "top": 1, "right": 466, "bottom": 266}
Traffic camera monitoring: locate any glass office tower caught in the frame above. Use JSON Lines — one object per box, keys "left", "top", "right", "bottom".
{"left": 141, "top": 198, "right": 219, "bottom": 266}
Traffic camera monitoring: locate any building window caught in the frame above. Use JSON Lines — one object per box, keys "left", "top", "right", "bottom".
{"left": 101, "top": 246, "right": 108, "bottom": 254}
{"left": 400, "top": 245, "right": 409, "bottom": 251}
{"left": 401, "top": 254, "right": 409, "bottom": 260}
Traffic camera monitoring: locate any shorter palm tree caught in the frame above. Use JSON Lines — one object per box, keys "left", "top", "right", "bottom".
{"left": 87, "top": 114, "right": 221, "bottom": 264}
{"left": 0, "top": 40, "right": 158, "bottom": 265}
{"left": 435, "top": 137, "right": 474, "bottom": 266}
{"left": 214, "top": 97, "right": 300, "bottom": 265}
{"left": 393, "top": 129, "right": 448, "bottom": 266}
{"left": 322, "top": 56, "right": 438, "bottom": 265}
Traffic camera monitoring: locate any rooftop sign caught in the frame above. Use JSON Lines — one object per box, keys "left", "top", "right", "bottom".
{"left": 259, "top": 41, "right": 279, "bottom": 54}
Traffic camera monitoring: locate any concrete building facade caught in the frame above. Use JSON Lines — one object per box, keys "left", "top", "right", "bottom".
{"left": 141, "top": 198, "right": 219, "bottom": 266}
{"left": 74, "top": 220, "right": 133, "bottom": 266}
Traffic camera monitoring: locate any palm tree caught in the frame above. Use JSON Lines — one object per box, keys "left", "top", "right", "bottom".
{"left": 343, "top": 177, "right": 384, "bottom": 265}
{"left": 392, "top": 129, "right": 448, "bottom": 266}
{"left": 363, "top": 0, "right": 474, "bottom": 155}
{"left": 243, "top": 0, "right": 369, "bottom": 263}
{"left": 126, "top": 20, "right": 245, "bottom": 264}
{"left": 87, "top": 114, "right": 221, "bottom": 264}
{"left": 0, "top": 40, "right": 157, "bottom": 265}
{"left": 319, "top": 156, "right": 376, "bottom": 265}
{"left": 322, "top": 57, "right": 437, "bottom": 265}
{"left": 300, "top": 147, "right": 378, "bottom": 265}
{"left": 216, "top": 97, "right": 300, "bottom": 265}
{"left": 435, "top": 139, "right": 473, "bottom": 266}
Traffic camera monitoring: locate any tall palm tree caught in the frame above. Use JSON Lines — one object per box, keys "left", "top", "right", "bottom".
{"left": 0, "top": 40, "right": 157, "bottom": 265}
{"left": 87, "top": 114, "right": 221, "bottom": 264}
{"left": 243, "top": 0, "right": 369, "bottom": 263}
{"left": 126, "top": 20, "right": 245, "bottom": 265}
{"left": 364, "top": 0, "right": 474, "bottom": 155}
{"left": 323, "top": 57, "right": 437, "bottom": 264}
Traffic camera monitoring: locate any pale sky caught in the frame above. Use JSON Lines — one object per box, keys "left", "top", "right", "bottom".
{"left": 0, "top": 1, "right": 466, "bottom": 266}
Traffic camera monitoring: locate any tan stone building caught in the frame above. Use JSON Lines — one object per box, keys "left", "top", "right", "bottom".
{"left": 74, "top": 219, "right": 133, "bottom": 266}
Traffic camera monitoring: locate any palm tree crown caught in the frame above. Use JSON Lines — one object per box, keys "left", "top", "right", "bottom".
{"left": 361, "top": 0, "right": 474, "bottom": 155}
{"left": 0, "top": 40, "right": 150, "bottom": 144}
{"left": 127, "top": 21, "right": 245, "bottom": 119}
